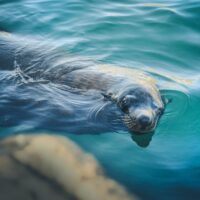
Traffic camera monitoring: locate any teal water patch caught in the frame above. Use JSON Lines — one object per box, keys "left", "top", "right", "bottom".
{"left": 0, "top": 0, "right": 200, "bottom": 199}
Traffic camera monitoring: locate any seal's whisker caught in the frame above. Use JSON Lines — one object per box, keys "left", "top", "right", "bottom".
{"left": 112, "top": 117, "right": 123, "bottom": 122}
{"left": 87, "top": 101, "right": 110, "bottom": 121}
{"left": 95, "top": 103, "right": 109, "bottom": 119}
{"left": 122, "top": 115, "right": 137, "bottom": 130}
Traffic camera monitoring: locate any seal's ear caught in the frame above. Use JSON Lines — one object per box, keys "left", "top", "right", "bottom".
{"left": 101, "top": 92, "right": 116, "bottom": 102}
{"left": 161, "top": 96, "right": 172, "bottom": 106}
{"left": 101, "top": 93, "right": 110, "bottom": 100}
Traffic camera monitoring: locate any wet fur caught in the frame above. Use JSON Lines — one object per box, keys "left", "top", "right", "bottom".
{"left": 0, "top": 32, "right": 163, "bottom": 133}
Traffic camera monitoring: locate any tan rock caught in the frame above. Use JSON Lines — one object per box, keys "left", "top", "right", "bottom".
{"left": 0, "top": 134, "right": 137, "bottom": 200}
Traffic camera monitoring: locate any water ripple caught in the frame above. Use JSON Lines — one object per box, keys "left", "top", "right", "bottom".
{"left": 1, "top": 1, "right": 200, "bottom": 199}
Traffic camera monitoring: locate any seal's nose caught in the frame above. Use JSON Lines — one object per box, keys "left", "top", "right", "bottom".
{"left": 138, "top": 115, "right": 152, "bottom": 128}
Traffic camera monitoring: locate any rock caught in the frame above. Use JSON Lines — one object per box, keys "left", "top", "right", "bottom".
{"left": 0, "top": 134, "right": 137, "bottom": 200}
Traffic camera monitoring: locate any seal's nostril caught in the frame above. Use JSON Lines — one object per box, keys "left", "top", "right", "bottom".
{"left": 138, "top": 115, "right": 151, "bottom": 127}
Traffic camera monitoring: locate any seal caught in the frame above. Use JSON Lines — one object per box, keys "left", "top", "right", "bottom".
{"left": 60, "top": 64, "right": 164, "bottom": 133}
{"left": 0, "top": 33, "right": 164, "bottom": 134}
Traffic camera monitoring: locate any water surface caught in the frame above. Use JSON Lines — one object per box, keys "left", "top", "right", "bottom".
{"left": 0, "top": 0, "right": 200, "bottom": 199}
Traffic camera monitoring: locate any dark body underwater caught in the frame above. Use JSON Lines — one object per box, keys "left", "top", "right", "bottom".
{"left": 0, "top": 33, "right": 164, "bottom": 145}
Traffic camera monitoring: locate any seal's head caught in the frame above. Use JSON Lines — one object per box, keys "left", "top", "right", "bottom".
{"left": 116, "top": 85, "right": 164, "bottom": 134}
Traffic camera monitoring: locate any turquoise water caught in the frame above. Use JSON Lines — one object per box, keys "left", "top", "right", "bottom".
{"left": 0, "top": 0, "right": 200, "bottom": 199}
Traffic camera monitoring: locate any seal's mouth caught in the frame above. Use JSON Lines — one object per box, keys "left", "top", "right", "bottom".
{"left": 123, "top": 114, "right": 157, "bottom": 134}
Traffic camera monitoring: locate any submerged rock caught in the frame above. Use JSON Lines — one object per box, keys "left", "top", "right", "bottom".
{"left": 0, "top": 134, "right": 137, "bottom": 200}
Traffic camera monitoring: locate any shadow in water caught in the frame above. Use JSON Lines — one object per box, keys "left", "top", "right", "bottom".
{"left": 131, "top": 132, "right": 155, "bottom": 148}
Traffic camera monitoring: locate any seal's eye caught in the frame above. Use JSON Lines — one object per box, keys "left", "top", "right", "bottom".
{"left": 152, "top": 103, "right": 164, "bottom": 115}
{"left": 152, "top": 102, "right": 159, "bottom": 110}
{"left": 157, "top": 107, "right": 164, "bottom": 115}
{"left": 120, "top": 97, "right": 130, "bottom": 113}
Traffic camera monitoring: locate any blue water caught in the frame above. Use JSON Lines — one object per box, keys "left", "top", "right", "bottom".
{"left": 0, "top": 0, "right": 200, "bottom": 199}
